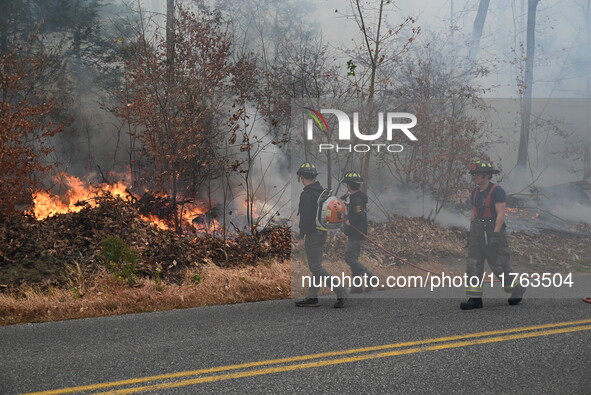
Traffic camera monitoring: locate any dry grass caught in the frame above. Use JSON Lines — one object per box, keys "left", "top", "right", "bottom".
{"left": 5, "top": 217, "right": 590, "bottom": 326}
{"left": 2, "top": 253, "right": 454, "bottom": 326}
{"left": 0, "top": 260, "right": 291, "bottom": 326}
{"left": 290, "top": 245, "right": 465, "bottom": 299}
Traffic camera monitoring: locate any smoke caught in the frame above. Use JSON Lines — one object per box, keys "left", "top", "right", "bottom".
{"left": 369, "top": 185, "right": 470, "bottom": 229}
{"left": 233, "top": 104, "right": 292, "bottom": 227}
{"left": 38, "top": 0, "right": 591, "bottom": 235}
{"left": 52, "top": 97, "right": 128, "bottom": 180}
{"left": 193, "top": 102, "right": 292, "bottom": 232}
{"left": 553, "top": 203, "right": 591, "bottom": 225}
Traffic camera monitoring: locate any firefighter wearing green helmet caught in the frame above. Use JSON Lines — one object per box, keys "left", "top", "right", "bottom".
{"left": 461, "top": 160, "right": 526, "bottom": 310}
{"left": 294, "top": 162, "right": 350, "bottom": 308}
{"left": 341, "top": 171, "right": 375, "bottom": 292}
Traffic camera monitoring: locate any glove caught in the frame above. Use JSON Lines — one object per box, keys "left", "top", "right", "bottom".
{"left": 488, "top": 232, "right": 501, "bottom": 249}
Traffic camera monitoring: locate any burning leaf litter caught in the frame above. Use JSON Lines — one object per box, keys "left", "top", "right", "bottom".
{"left": 0, "top": 195, "right": 290, "bottom": 290}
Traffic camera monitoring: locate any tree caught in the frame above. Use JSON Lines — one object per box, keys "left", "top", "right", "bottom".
{"left": 468, "top": 0, "right": 491, "bottom": 62}
{"left": 0, "top": 51, "right": 64, "bottom": 217}
{"left": 223, "top": 0, "right": 325, "bottom": 145}
{"left": 0, "top": 0, "right": 134, "bottom": 178}
{"left": 346, "top": 0, "right": 419, "bottom": 190}
{"left": 0, "top": 0, "right": 105, "bottom": 60}
{"left": 379, "top": 34, "right": 490, "bottom": 218}
{"left": 516, "top": 0, "right": 540, "bottom": 173}
{"left": 220, "top": 0, "right": 331, "bottom": 225}
{"left": 112, "top": 4, "right": 235, "bottom": 234}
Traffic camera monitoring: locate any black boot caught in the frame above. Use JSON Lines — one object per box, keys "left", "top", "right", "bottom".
{"left": 460, "top": 297, "right": 483, "bottom": 310}
{"left": 334, "top": 288, "right": 351, "bottom": 308}
{"left": 295, "top": 298, "right": 320, "bottom": 307}
{"left": 508, "top": 286, "right": 526, "bottom": 305}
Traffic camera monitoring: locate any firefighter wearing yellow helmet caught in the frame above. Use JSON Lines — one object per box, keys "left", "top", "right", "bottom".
{"left": 295, "top": 162, "right": 350, "bottom": 308}
{"left": 461, "top": 161, "right": 526, "bottom": 310}
{"left": 341, "top": 171, "right": 376, "bottom": 293}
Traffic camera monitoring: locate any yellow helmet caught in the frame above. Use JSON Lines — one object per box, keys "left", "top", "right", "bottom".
{"left": 296, "top": 162, "right": 319, "bottom": 177}
{"left": 340, "top": 171, "right": 364, "bottom": 183}
{"left": 469, "top": 160, "right": 500, "bottom": 175}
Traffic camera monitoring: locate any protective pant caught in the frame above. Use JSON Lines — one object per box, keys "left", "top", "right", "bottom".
{"left": 465, "top": 220, "right": 524, "bottom": 297}
{"left": 344, "top": 238, "right": 375, "bottom": 280}
{"left": 304, "top": 230, "right": 346, "bottom": 298}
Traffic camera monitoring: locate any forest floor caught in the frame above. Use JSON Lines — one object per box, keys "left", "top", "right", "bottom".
{"left": 2, "top": 200, "right": 590, "bottom": 325}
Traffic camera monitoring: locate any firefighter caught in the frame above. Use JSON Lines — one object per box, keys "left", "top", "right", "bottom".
{"left": 461, "top": 160, "right": 526, "bottom": 310}
{"left": 294, "top": 162, "right": 350, "bottom": 308}
{"left": 341, "top": 171, "right": 375, "bottom": 292}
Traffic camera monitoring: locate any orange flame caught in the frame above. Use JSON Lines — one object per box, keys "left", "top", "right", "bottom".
{"left": 32, "top": 173, "right": 128, "bottom": 220}
{"left": 30, "top": 173, "right": 220, "bottom": 234}
{"left": 181, "top": 204, "right": 220, "bottom": 235}
{"left": 505, "top": 207, "right": 540, "bottom": 219}
{"left": 139, "top": 214, "right": 170, "bottom": 231}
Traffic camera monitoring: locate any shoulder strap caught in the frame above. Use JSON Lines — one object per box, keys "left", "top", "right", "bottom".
{"left": 315, "top": 188, "right": 331, "bottom": 230}
{"left": 483, "top": 184, "right": 498, "bottom": 219}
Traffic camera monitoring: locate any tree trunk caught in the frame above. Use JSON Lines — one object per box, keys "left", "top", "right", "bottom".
{"left": 0, "top": 15, "right": 8, "bottom": 55}
{"left": 166, "top": 0, "right": 179, "bottom": 233}
{"left": 468, "top": 0, "right": 490, "bottom": 62}
{"left": 357, "top": 0, "right": 384, "bottom": 193}
{"left": 516, "top": 0, "right": 540, "bottom": 172}
{"left": 166, "top": 0, "right": 175, "bottom": 68}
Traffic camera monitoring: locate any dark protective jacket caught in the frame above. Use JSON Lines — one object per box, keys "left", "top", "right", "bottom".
{"left": 298, "top": 181, "right": 324, "bottom": 237}
{"left": 344, "top": 190, "right": 368, "bottom": 240}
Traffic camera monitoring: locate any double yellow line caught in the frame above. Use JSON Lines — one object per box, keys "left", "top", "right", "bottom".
{"left": 28, "top": 318, "right": 591, "bottom": 395}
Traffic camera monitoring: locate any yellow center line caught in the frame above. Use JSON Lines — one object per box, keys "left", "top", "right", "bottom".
{"left": 25, "top": 318, "right": 591, "bottom": 395}
{"left": 97, "top": 324, "right": 591, "bottom": 395}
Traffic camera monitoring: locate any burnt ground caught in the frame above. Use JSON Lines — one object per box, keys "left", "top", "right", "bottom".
{"left": 324, "top": 215, "right": 591, "bottom": 276}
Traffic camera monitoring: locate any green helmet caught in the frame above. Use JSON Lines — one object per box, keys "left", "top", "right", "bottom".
{"left": 296, "top": 162, "right": 319, "bottom": 177}
{"left": 469, "top": 160, "right": 500, "bottom": 175}
{"left": 341, "top": 171, "right": 364, "bottom": 184}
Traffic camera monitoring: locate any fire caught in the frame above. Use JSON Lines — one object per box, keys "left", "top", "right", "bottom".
{"left": 182, "top": 204, "right": 220, "bottom": 234}
{"left": 505, "top": 207, "right": 540, "bottom": 219}
{"left": 32, "top": 173, "right": 129, "bottom": 220}
{"left": 139, "top": 214, "right": 170, "bottom": 231}
{"left": 30, "top": 173, "right": 220, "bottom": 234}
{"left": 241, "top": 198, "right": 259, "bottom": 219}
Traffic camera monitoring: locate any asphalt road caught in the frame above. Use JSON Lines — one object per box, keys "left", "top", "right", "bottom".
{"left": 1, "top": 289, "right": 590, "bottom": 394}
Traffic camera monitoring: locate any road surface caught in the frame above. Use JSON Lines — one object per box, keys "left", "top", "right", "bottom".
{"left": 1, "top": 288, "right": 590, "bottom": 394}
